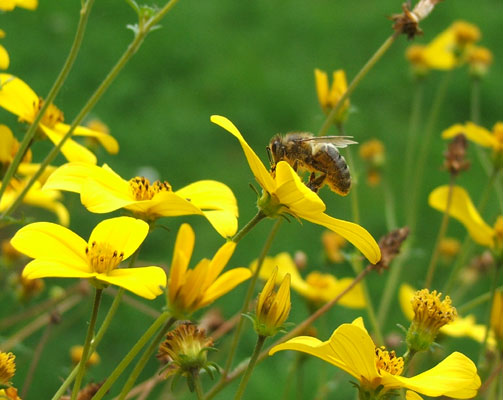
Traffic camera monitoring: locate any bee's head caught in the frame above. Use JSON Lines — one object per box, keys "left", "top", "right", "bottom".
{"left": 268, "top": 135, "right": 284, "bottom": 162}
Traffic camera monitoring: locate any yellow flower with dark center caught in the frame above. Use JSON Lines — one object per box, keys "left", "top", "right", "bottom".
{"left": 406, "top": 288, "right": 457, "bottom": 352}
{"left": 270, "top": 318, "right": 480, "bottom": 399}
{"left": 43, "top": 162, "right": 238, "bottom": 238}
{"left": 314, "top": 69, "right": 349, "bottom": 123}
{"left": 429, "top": 185, "right": 502, "bottom": 250}
{"left": 255, "top": 267, "right": 291, "bottom": 337}
{"left": 0, "top": 0, "right": 37, "bottom": 11}
{"left": 0, "top": 178, "right": 69, "bottom": 226}
{"left": 70, "top": 345, "right": 100, "bottom": 367}
{"left": 399, "top": 284, "right": 496, "bottom": 348}
{"left": 0, "top": 74, "right": 118, "bottom": 164}
{"left": 251, "top": 252, "right": 365, "bottom": 308}
{"left": 211, "top": 115, "right": 381, "bottom": 265}
{"left": 0, "top": 352, "right": 15, "bottom": 385}
{"left": 167, "top": 223, "right": 251, "bottom": 318}
{"left": 491, "top": 289, "right": 503, "bottom": 350}
{"left": 11, "top": 216, "right": 166, "bottom": 299}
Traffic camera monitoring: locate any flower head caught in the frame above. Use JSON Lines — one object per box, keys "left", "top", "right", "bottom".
{"left": 252, "top": 252, "right": 365, "bottom": 308}
{"left": 254, "top": 267, "right": 291, "bottom": 337}
{"left": 270, "top": 318, "right": 480, "bottom": 399}
{"left": 406, "top": 45, "right": 430, "bottom": 77}
{"left": 44, "top": 162, "right": 238, "bottom": 238}
{"left": 314, "top": 69, "right": 349, "bottom": 123}
{"left": 211, "top": 115, "right": 381, "bottom": 265}
{"left": 167, "top": 223, "right": 251, "bottom": 318}
{"left": 468, "top": 46, "right": 493, "bottom": 78}
{"left": 11, "top": 216, "right": 166, "bottom": 299}
{"left": 0, "top": 352, "right": 15, "bottom": 385}
{"left": 321, "top": 231, "right": 346, "bottom": 263}
{"left": 359, "top": 139, "right": 385, "bottom": 187}
{"left": 0, "top": 74, "right": 118, "bottom": 164}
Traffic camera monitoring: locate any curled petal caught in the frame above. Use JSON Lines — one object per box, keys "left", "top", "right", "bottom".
{"left": 201, "top": 210, "right": 238, "bottom": 238}
{"left": 70, "top": 124, "right": 119, "bottom": 154}
{"left": 98, "top": 267, "right": 167, "bottom": 300}
{"left": 405, "top": 391, "right": 423, "bottom": 400}
{"left": 200, "top": 267, "right": 252, "bottom": 308}
{"left": 169, "top": 223, "right": 195, "bottom": 296}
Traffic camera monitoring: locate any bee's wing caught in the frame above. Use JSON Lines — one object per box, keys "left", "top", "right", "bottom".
{"left": 296, "top": 135, "right": 358, "bottom": 148}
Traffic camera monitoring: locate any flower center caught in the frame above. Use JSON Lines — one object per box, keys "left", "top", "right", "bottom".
{"left": 34, "top": 97, "right": 64, "bottom": 128}
{"left": 411, "top": 289, "right": 457, "bottom": 332}
{"left": 375, "top": 346, "right": 403, "bottom": 376}
{"left": 129, "top": 177, "right": 172, "bottom": 201}
{"left": 85, "top": 241, "right": 124, "bottom": 274}
{"left": 0, "top": 352, "right": 16, "bottom": 385}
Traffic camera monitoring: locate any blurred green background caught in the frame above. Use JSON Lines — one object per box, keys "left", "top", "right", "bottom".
{"left": 2, "top": 0, "right": 503, "bottom": 398}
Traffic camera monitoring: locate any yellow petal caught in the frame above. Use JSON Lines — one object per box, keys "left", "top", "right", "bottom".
{"left": 97, "top": 266, "right": 166, "bottom": 300}
{"left": 11, "top": 222, "right": 88, "bottom": 268}
{"left": 200, "top": 267, "right": 252, "bottom": 308}
{"left": 206, "top": 241, "right": 236, "bottom": 284}
{"left": 274, "top": 161, "right": 326, "bottom": 214}
{"left": 169, "top": 223, "right": 195, "bottom": 296}
{"left": 140, "top": 190, "right": 203, "bottom": 217}
{"left": 0, "top": 124, "right": 14, "bottom": 163}
{"left": 0, "top": 74, "right": 38, "bottom": 121}
{"left": 399, "top": 283, "right": 416, "bottom": 321}
{"left": 41, "top": 125, "right": 97, "bottom": 164}
{"left": 0, "top": 44, "right": 9, "bottom": 70}
{"left": 23, "top": 188, "right": 70, "bottom": 226}
{"left": 183, "top": 259, "right": 211, "bottom": 309}
{"left": 70, "top": 124, "right": 119, "bottom": 154}
{"left": 314, "top": 69, "right": 329, "bottom": 108}
{"left": 81, "top": 180, "right": 144, "bottom": 214}
{"left": 22, "top": 259, "right": 94, "bottom": 279}
{"left": 88, "top": 217, "right": 149, "bottom": 260}
{"left": 300, "top": 212, "right": 381, "bottom": 264}
{"left": 382, "top": 352, "right": 480, "bottom": 398}
{"left": 405, "top": 391, "right": 423, "bottom": 400}
{"left": 211, "top": 115, "right": 275, "bottom": 193}
{"left": 201, "top": 210, "right": 238, "bottom": 238}
{"left": 423, "top": 28, "right": 458, "bottom": 70}
{"left": 428, "top": 185, "right": 494, "bottom": 247}
{"left": 258, "top": 266, "right": 278, "bottom": 314}
{"left": 442, "top": 122, "right": 496, "bottom": 148}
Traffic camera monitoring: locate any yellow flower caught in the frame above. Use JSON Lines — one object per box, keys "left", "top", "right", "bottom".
{"left": 70, "top": 345, "right": 100, "bottom": 367}
{"left": 43, "top": 162, "right": 238, "bottom": 237}
{"left": 0, "top": 74, "right": 119, "bottom": 164}
{"left": 438, "top": 237, "right": 461, "bottom": 260}
{"left": 467, "top": 46, "right": 493, "bottom": 78}
{"left": 0, "top": 30, "right": 9, "bottom": 70}
{"left": 443, "top": 121, "right": 503, "bottom": 158}
{"left": 167, "top": 223, "right": 251, "bottom": 318}
{"left": 270, "top": 318, "right": 481, "bottom": 399}
{"left": 251, "top": 252, "right": 365, "bottom": 308}
{"left": 314, "top": 69, "right": 349, "bottom": 123}
{"left": 0, "top": 0, "right": 37, "bottom": 11}
{"left": 0, "top": 124, "right": 31, "bottom": 164}
{"left": 0, "top": 352, "right": 15, "bottom": 385}
{"left": 399, "top": 284, "right": 496, "bottom": 348}
{"left": 405, "top": 44, "right": 430, "bottom": 76}
{"left": 429, "top": 185, "right": 500, "bottom": 248}
{"left": 0, "top": 178, "right": 69, "bottom": 226}
{"left": 11, "top": 216, "right": 166, "bottom": 299}
{"left": 211, "top": 115, "right": 381, "bottom": 264}
{"left": 321, "top": 230, "right": 346, "bottom": 263}
{"left": 0, "top": 387, "right": 21, "bottom": 400}
{"left": 490, "top": 289, "right": 503, "bottom": 350}
{"left": 255, "top": 267, "right": 291, "bottom": 337}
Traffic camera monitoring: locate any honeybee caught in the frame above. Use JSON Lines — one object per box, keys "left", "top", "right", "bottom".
{"left": 268, "top": 133, "right": 357, "bottom": 196}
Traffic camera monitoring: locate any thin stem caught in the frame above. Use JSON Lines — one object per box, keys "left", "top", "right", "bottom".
{"left": 0, "top": 0, "right": 95, "bottom": 202}
{"left": 71, "top": 288, "right": 103, "bottom": 400}
{"left": 221, "top": 219, "right": 283, "bottom": 378}
{"left": 407, "top": 72, "right": 451, "bottom": 234}
{"left": 233, "top": 335, "right": 266, "bottom": 400}
{"left": 470, "top": 77, "right": 481, "bottom": 124}
{"left": 193, "top": 370, "right": 205, "bottom": 400}
{"left": 91, "top": 311, "right": 171, "bottom": 400}
{"left": 318, "top": 32, "right": 399, "bottom": 137}
{"left": 403, "top": 78, "right": 424, "bottom": 200}
{"left": 1, "top": 0, "right": 181, "bottom": 219}
{"left": 383, "top": 173, "right": 397, "bottom": 231}
{"left": 425, "top": 176, "right": 455, "bottom": 289}
{"left": 458, "top": 285, "right": 502, "bottom": 315}
{"left": 117, "top": 317, "right": 176, "bottom": 400}
{"left": 232, "top": 210, "right": 266, "bottom": 243}
{"left": 345, "top": 148, "right": 360, "bottom": 224}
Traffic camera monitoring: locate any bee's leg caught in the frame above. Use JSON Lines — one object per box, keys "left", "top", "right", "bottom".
{"left": 307, "top": 173, "right": 326, "bottom": 193}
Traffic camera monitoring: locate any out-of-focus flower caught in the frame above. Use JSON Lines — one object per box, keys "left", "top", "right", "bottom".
{"left": 0, "top": 352, "right": 15, "bottom": 385}
{"left": 321, "top": 231, "right": 346, "bottom": 263}
{"left": 251, "top": 252, "right": 365, "bottom": 308}
{"left": 314, "top": 69, "right": 349, "bottom": 123}
{"left": 438, "top": 237, "right": 461, "bottom": 262}
{"left": 429, "top": 185, "right": 502, "bottom": 251}
{"left": 399, "top": 284, "right": 496, "bottom": 348}
{"left": 490, "top": 289, "right": 503, "bottom": 351}
{"left": 167, "top": 223, "right": 251, "bottom": 319}
{"left": 406, "top": 44, "right": 430, "bottom": 77}
{"left": 423, "top": 21, "right": 481, "bottom": 70}
{"left": 44, "top": 162, "right": 238, "bottom": 238}
{"left": 0, "top": 124, "right": 32, "bottom": 165}
{"left": 0, "top": 30, "right": 9, "bottom": 70}
{"left": 0, "top": 74, "right": 118, "bottom": 164}
{"left": 0, "top": 0, "right": 37, "bottom": 11}
{"left": 70, "top": 345, "right": 100, "bottom": 367}
{"left": 254, "top": 267, "right": 291, "bottom": 337}
{"left": 0, "top": 387, "right": 21, "bottom": 400}
{"left": 1, "top": 239, "right": 22, "bottom": 263}
{"left": 467, "top": 46, "right": 493, "bottom": 78}
{"left": 270, "top": 317, "right": 481, "bottom": 399}
{"left": 0, "top": 178, "right": 69, "bottom": 225}
{"left": 11, "top": 216, "right": 167, "bottom": 299}
{"left": 17, "top": 273, "right": 44, "bottom": 301}
{"left": 359, "top": 139, "right": 385, "bottom": 187}
{"left": 211, "top": 115, "right": 381, "bottom": 264}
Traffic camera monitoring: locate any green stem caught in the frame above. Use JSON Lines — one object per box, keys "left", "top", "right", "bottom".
{"left": 117, "top": 317, "right": 176, "bottom": 400}
{"left": 383, "top": 173, "right": 397, "bottom": 231}
{"left": 470, "top": 77, "right": 481, "bottom": 124}
{"left": 346, "top": 147, "right": 360, "bottom": 224}
{"left": 232, "top": 210, "right": 266, "bottom": 243}
{"left": 1, "top": 0, "right": 181, "bottom": 219}
{"left": 0, "top": 0, "right": 95, "bottom": 203}
{"left": 71, "top": 288, "right": 103, "bottom": 400}
{"left": 233, "top": 335, "right": 266, "bottom": 400}
{"left": 193, "top": 370, "right": 205, "bottom": 400}
{"left": 425, "top": 176, "right": 455, "bottom": 289}
{"left": 221, "top": 219, "right": 282, "bottom": 378}
{"left": 403, "top": 78, "right": 424, "bottom": 201}
{"left": 317, "top": 32, "right": 399, "bottom": 136}
{"left": 91, "top": 311, "right": 171, "bottom": 400}
{"left": 407, "top": 72, "right": 451, "bottom": 234}
{"left": 458, "top": 285, "right": 502, "bottom": 315}
{"left": 402, "top": 349, "right": 417, "bottom": 373}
